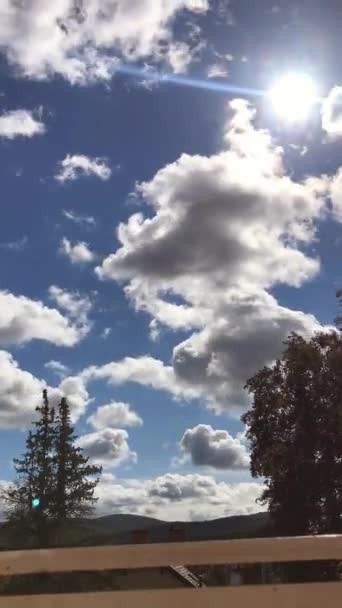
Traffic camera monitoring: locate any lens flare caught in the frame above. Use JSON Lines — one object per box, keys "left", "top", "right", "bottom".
{"left": 115, "top": 64, "right": 264, "bottom": 99}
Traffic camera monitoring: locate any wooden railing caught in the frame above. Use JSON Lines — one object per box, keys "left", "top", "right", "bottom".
{"left": 0, "top": 535, "right": 342, "bottom": 606}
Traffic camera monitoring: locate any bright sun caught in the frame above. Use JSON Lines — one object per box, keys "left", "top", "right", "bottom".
{"left": 269, "top": 73, "right": 317, "bottom": 122}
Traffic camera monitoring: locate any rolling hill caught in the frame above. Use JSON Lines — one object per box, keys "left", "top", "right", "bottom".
{"left": 74, "top": 511, "right": 271, "bottom": 546}
{"left": 0, "top": 511, "right": 271, "bottom": 550}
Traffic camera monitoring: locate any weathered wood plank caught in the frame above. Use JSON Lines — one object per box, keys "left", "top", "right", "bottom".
{"left": 1, "top": 535, "right": 342, "bottom": 576}
{"left": 0, "top": 583, "right": 341, "bottom": 608}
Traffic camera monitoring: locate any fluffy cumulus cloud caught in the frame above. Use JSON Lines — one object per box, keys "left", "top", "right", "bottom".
{"left": 94, "top": 472, "right": 264, "bottom": 520}
{"left": 55, "top": 375, "right": 90, "bottom": 422}
{"left": 55, "top": 155, "right": 111, "bottom": 182}
{"left": 171, "top": 288, "right": 326, "bottom": 413}
{"left": 82, "top": 293, "right": 327, "bottom": 413}
{"left": 0, "top": 351, "right": 89, "bottom": 429}
{"left": 87, "top": 401, "right": 143, "bottom": 430}
{"left": 0, "top": 290, "right": 90, "bottom": 347}
{"left": 0, "top": 109, "right": 45, "bottom": 139}
{"left": 82, "top": 355, "right": 200, "bottom": 402}
{"left": 97, "top": 101, "right": 326, "bottom": 290}
{"left": 0, "top": 0, "right": 208, "bottom": 84}
{"left": 0, "top": 351, "right": 45, "bottom": 430}
{"left": 59, "top": 238, "right": 97, "bottom": 264}
{"left": 77, "top": 428, "right": 137, "bottom": 468}
{"left": 95, "top": 99, "right": 332, "bottom": 413}
{"left": 321, "top": 86, "right": 342, "bottom": 139}
{"left": 179, "top": 424, "right": 249, "bottom": 469}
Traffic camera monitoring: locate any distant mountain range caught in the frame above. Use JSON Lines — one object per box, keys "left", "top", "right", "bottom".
{"left": 0, "top": 511, "right": 271, "bottom": 551}
{"left": 75, "top": 511, "right": 271, "bottom": 545}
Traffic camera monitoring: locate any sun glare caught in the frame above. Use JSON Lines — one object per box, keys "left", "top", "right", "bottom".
{"left": 269, "top": 73, "right": 317, "bottom": 122}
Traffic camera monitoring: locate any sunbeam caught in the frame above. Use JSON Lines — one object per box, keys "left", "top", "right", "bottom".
{"left": 115, "top": 64, "right": 264, "bottom": 98}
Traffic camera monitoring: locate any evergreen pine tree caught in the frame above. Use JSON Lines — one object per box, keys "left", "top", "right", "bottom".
{"left": 1, "top": 390, "right": 102, "bottom": 547}
{"left": 1, "top": 390, "right": 55, "bottom": 545}
{"left": 3, "top": 430, "right": 36, "bottom": 527}
{"left": 52, "top": 396, "right": 102, "bottom": 523}
{"left": 31, "top": 389, "right": 56, "bottom": 544}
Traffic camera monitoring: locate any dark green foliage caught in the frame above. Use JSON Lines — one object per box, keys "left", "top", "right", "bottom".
{"left": 52, "top": 397, "right": 102, "bottom": 523}
{"left": 1, "top": 390, "right": 56, "bottom": 545}
{"left": 0, "top": 391, "right": 102, "bottom": 547}
{"left": 242, "top": 331, "right": 342, "bottom": 536}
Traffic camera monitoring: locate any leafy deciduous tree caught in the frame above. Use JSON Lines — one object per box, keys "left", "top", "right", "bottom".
{"left": 242, "top": 331, "right": 342, "bottom": 536}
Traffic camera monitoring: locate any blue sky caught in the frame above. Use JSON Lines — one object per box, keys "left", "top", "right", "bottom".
{"left": 0, "top": 0, "right": 342, "bottom": 521}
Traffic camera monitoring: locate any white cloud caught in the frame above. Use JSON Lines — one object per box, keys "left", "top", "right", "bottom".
{"left": 0, "top": 351, "right": 45, "bottom": 430}
{"left": 0, "top": 0, "right": 208, "bottom": 84}
{"left": 179, "top": 424, "right": 249, "bottom": 469}
{"left": 84, "top": 291, "right": 330, "bottom": 415}
{"left": 97, "top": 100, "right": 325, "bottom": 290}
{"left": 0, "top": 109, "right": 45, "bottom": 139}
{"left": 166, "top": 42, "right": 191, "bottom": 73}
{"left": 82, "top": 355, "right": 200, "bottom": 402}
{"left": 207, "top": 63, "right": 229, "bottom": 79}
{"left": 0, "top": 236, "right": 28, "bottom": 252}
{"left": 55, "top": 155, "right": 111, "bottom": 182}
{"left": 87, "top": 402, "right": 143, "bottom": 430}
{"left": 48, "top": 285, "right": 92, "bottom": 327}
{"left": 149, "top": 319, "right": 160, "bottom": 342}
{"left": 330, "top": 168, "right": 342, "bottom": 222}
{"left": 48, "top": 286, "right": 93, "bottom": 342}
{"left": 59, "top": 238, "right": 97, "bottom": 264}
{"left": 136, "top": 66, "right": 161, "bottom": 92}
{"left": 44, "top": 360, "right": 70, "bottom": 378}
{"left": 62, "top": 210, "right": 96, "bottom": 227}
{"left": 0, "top": 351, "right": 89, "bottom": 429}
{"left": 94, "top": 472, "right": 264, "bottom": 520}
{"left": 77, "top": 428, "right": 137, "bottom": 468}
{"left": 212, "top": 49, "right": 234, "bottom": 62}
{"left": 321, "top": 86, "right": 342, "bottom": 138}
{"left": 0, "top": 290, "right": 89, "bottom": 347}
{"left": 81, "top": 296, "right": 331, "bottom": 417}
{"left": 171, "top": 288, "right": 328, "bottom": 413}
{"left": 101, "top": 327, "right": 112, "bottom": 339}
{"left": 95, "top": 99, "right": 332, "bottom": 413}
{"left": 54, "top": 375, "right": 90, "bottom": 422}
